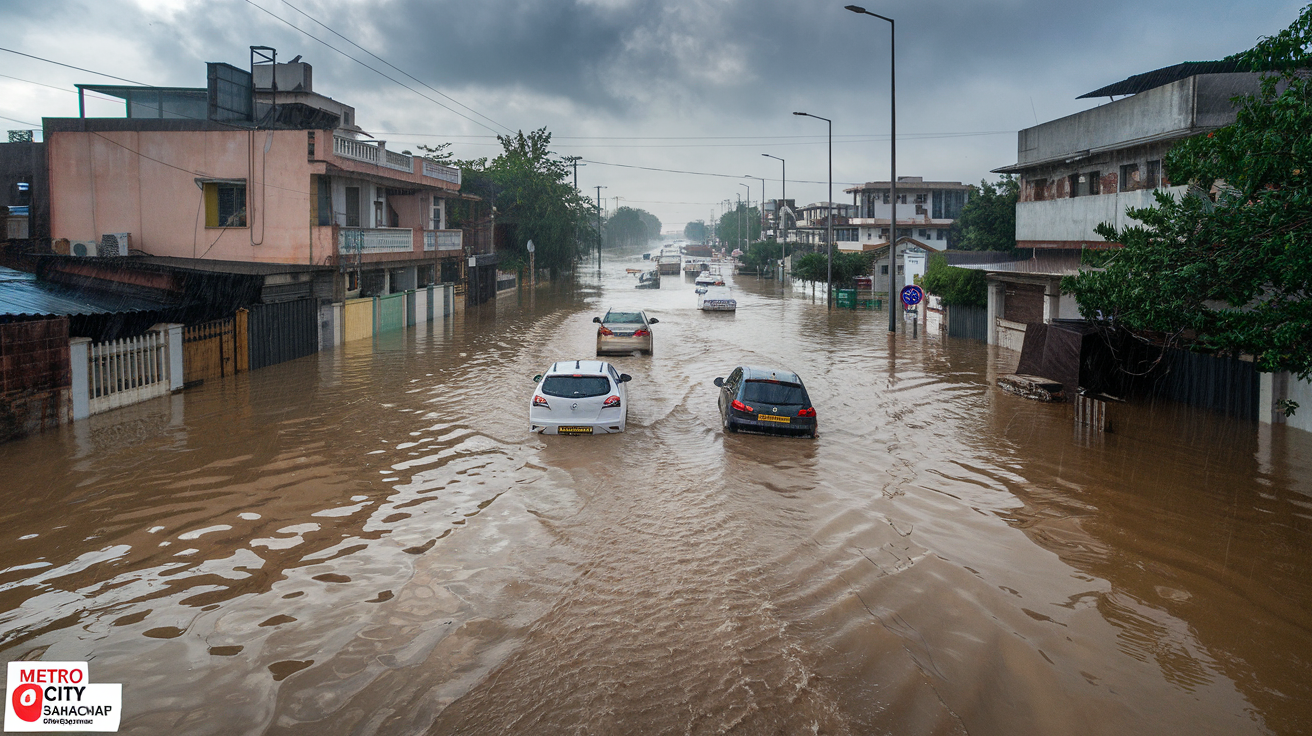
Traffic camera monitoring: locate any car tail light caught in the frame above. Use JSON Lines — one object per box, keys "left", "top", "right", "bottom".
{"left": 533, "top": 395, "right": 550, "bottom": 408}
{"left": 603, "top": 395, "right": 621, "bottom": 408}
{"left": 798, "top": 407, "right": 817, "bottom": 418}
{"left": 633, "top": 328, "right": 649, "bottom": 337}
{"left": 598, "top": 326, "right": 614, "bottom": 336}
{"left": 731, "top": 399, "right": 753, "bottom": 413}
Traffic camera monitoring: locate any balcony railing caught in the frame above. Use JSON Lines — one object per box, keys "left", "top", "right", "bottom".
{"left": 422, "top": 159, "right": 461, "bottom": 186}
{"left": 333, "top": 134, "right": 462, "bottom": 186}
{"left": 424, "top": 229, "right": 463, "bottom": 252}
{"left": 339, "top": 227, "right": 414, "bottom": 255}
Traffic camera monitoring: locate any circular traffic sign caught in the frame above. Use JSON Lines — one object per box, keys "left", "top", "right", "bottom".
{"left": 900, "top": 285, "right": 924, "bottom": 307}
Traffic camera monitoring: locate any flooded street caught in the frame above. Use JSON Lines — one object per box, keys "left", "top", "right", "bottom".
{"left": 3, "top": 257, "right": 1312, "bottom": 735}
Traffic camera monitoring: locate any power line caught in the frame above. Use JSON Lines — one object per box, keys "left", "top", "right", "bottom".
{"left": 578, "top": 158, "right": 863, "bottom": 186}
{"left": 274, "top": 0, "right": 514, "bottom": 135}
{"left": 240, "top": 0, "right": 506, "bottom": 135}
{"left": 0, "top": 113, "right": 41, "bottom": 128}
{"left": 0, "top": 46, "right": 150, "bottom": 86}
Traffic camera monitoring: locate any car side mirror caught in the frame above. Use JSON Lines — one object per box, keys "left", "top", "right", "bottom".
{"left": 713, "top": 377, "right": 724, "bottom": 388}
{"left": 592, "top": 317, "right": 602, "bottom": 323}
{"left": 648, "top": 318, "right": 659, "bottom": 324}
{"left": 619, "top": 374, "right": 632, "bottom": 383}
{"left": 533, "top": 374, "right": 542, "bottom": 383}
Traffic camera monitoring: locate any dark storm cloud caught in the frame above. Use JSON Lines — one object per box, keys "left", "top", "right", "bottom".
{"left": 0, "top": 0, "right": 1303, "bottom": 225}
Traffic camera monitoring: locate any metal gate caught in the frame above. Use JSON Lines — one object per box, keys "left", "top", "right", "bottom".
{"left": 247, "top": 299, "right": 318, "bottom": 371}
{"left": 376, "top": 292, "right": 405, "bottom": 333}
{"left": 183, "top": 314, "right": 245, "bottom": 385}
{"left": 946, "top": 304, "right": 988, "bottom": 341}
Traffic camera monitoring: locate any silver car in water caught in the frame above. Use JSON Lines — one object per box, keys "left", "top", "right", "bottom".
{"left": 594, "top": 308, "right": 658, "bottom": 356}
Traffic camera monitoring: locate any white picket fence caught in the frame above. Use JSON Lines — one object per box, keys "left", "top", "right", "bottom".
{"left": 71, "top": 324, "right": 183, "bottom": 419}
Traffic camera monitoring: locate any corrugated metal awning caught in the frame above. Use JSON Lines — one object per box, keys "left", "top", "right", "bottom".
{"left": 0, "top": 266, "right": 167, "bottom": 317}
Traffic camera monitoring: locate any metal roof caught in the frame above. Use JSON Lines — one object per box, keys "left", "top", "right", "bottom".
{"left": 0, "top": 266, "right": 167, "bottom": 317}
{"left": 1077, "top": 61, "right": 1242, "bottom": 99}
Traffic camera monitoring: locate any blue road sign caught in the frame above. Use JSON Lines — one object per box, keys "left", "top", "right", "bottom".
{"left": 900, "top": 285, "right": 924, "bottom": 307}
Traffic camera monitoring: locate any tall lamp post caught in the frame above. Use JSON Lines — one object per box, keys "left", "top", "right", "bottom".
{"left": 739, "top": 183, "right": 752, "bottom": 257}
{"left": 594, "top": 185, "right": 606, "bottom": 277}
{"left": 762, "top": 153, "right": 786, "bottom": 275}
{"left": 846, "top": 4, "right": 897, "bottom": 332}
{"left": 793, "top": 111, "right": 832, "bottom": 310}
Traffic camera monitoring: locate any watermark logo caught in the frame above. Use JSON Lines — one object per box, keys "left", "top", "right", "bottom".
{"left": 4, "top": 662, "right": 120, "bottom": 732}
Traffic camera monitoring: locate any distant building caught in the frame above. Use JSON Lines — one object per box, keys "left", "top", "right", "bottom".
{"left": 982, "top": 62, "right": 1263, "bottom": 351}
{"left": 844, "top": 177, "right": 972, "bottom": 252}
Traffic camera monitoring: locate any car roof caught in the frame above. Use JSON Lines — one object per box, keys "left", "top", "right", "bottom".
{"left": 546, "top": 359, "right": 611, "bottom": 375}
{"left": 740, "top": 366, "right": 803, "bottom": 384}
{"left": 603, "top": 307, "right": 647, "bottom": 314}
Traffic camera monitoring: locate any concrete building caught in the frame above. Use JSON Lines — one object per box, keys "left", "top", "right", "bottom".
{"left": 844, "top": 177, "right": 972, "bottom": 251}
{"left": 982, "top": 62, "right": 1263, "bottom": 352}
{"left": 38, "top": 53, "right": 488, "bottom": 324}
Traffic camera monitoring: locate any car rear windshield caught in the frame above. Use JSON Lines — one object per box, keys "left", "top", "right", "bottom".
{"left": 742, "top": 380, "right": 808, "bottom": 405}
{"left": 604, "top": 312, "right": 644, "bottom": 324}
{"left": 541, "top": 375, "right": 611, "bottom": 398}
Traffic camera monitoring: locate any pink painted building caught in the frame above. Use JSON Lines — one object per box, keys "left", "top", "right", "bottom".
{"left": 43, "top": 57, "right": 482, "bottom": 303}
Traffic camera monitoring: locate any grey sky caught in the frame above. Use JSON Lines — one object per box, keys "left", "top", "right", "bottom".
{"left": 1, "top": 0, "right": 1303, "bottom": 230}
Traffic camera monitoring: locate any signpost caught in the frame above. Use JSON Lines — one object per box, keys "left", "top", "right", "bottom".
{"left": 527, "top": 239, "right": 535, "bottom": 291}
{"left": 901, "top": 285, "right": 923, "bottom": 337}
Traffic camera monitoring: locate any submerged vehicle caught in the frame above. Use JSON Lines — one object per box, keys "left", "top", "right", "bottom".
{"left": 595, "top": 308, "right": 659, "bottom": 355}
{"left": 634, "top": 269, "right": 660, "bottom": 289}
{"left": 713, "top": 366, "right": 817, "bottom": 438}
{"left": 530, "top": 360, "right": 631, "bottom": 435}
{"left": 697, "top": 285, "right": 736, "bottom": 311}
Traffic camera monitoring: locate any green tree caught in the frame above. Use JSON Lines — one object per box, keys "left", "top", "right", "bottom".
{"left": 716, "top": 203, "right": 762, "bottom": 248}
{"left": 788, "top": 250, "right": 874, "bottom": 288}
{"left": 604, "top": 206, "right": 661, "bottom": 248}
{"left": 684, "top": 220, "right": 709, "bottom": 242}
{"left": 948, "top": 176, "right": 1015, "bottom": 251}
{"left": 435, "top": 129, "right": 591, "bottom": 274}
{"left": 921, "top": 253, "right": 988, "bottom": 307}
{"left": 1064, "top": 5, "right": 1312, "bottom": 384}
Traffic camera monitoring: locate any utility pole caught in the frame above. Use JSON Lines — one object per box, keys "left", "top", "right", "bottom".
{"left": 564, "top": 155, "right": 584, "bottom": 190}
{"left": 594, "top": 185, "right": 606, "bottom": 276}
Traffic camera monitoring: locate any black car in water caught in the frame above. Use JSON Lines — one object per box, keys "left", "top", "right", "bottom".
{"left": 713, "top": 366, "right": 817, "bottom": 438}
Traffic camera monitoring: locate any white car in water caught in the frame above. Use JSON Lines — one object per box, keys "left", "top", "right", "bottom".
{"left": 697, "top": 285, "right": 737, "bottom": 311}
{"left": 530, "top": 360, "right": 632, "bottom": 435}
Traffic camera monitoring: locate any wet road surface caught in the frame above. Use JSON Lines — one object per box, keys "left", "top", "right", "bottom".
{"left": 2, "top": 255, "right": 1312, "bottom": 734}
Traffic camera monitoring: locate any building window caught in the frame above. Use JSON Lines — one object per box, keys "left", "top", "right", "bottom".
{"left": 1088, "top": 170, "right": 1101, "bottom": 196}
{"left": 882, "top": 191, "right": 890, "bottom": 204}
{"left": 898, "top": 194, "right": 907, "bottom": 204}
{"left": 932, "top": 189, "right": 967, "bottom": 219}
{"left": 1146, "top": 160, "right": 1161, "bottom": 188}
{"left": 914, "top": 193, "right": 927, "bottom": 204}
{"left": 896, "top": 265, "right": 904, "bottom": 275}
{"left": 881, "top": 265, "right": 889, "bottom": 275}
{"left": 918, "top": 228, "right": 928, "bottom": 239}
{"left": 936, "top": 229, "right": 945, "bottom": 240}
{"left": 203, "top": 181, "right": 247, "bottom": 227}
{"left": 1068, "top": 173, "right": 1080, "bottom": 198}
{"left": 1120, "top": 163, "right": 1139, "bottom": 192}
{"left": 345, "top": 186, "right": 361, "bottom": 227}
{"left": 1031, "top": 178, "right": 1048, "bottom": 201}
{"left": 311, "top": 175, "right": 331, "bottom": 226}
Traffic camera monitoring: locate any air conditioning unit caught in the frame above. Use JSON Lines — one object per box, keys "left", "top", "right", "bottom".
{"left": 70, "top": 240, "right": 99, "bottom": 257}
{"left": 99, "top": 233, "right": 131, "bottom": 257}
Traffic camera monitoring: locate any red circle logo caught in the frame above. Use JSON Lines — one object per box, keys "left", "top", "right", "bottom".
{"left": 12, "top": 683, "right": 42, "bottom": 722}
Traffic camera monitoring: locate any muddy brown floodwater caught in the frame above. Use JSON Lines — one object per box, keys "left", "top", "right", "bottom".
{"left": 2, "top": 255, "right": 1311, "bottom": 735}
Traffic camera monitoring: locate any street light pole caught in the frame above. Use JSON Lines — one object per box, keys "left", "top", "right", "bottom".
{"left": 793, "top": 112, "right": 832, "bottom": 310}
{"left": 762, "top": 153, "right": 786, "bottom": 276}
{"left": 846, "top": 4, "right": 897, "bottom": 332}
{"left": 595, "top": 185, "right": 606, "bottom": 277}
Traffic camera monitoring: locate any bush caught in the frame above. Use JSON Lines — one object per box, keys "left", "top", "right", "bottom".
{"left": 921, "top": 253, "right": 987, "bottom": 307}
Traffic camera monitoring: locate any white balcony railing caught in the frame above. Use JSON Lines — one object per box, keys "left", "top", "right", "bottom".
{"left": 333, "top": 134, "right": 462, "bottom": 186}
{"left": 384, "top": 149, "right": 412, "bottom": 172}
{"left": 422, "top": 159, "right": 461, "bottom": 186}
{"left": 424, "top": 229, "right": 463, "bottom": 252}
{"left": 333, "top": 135, "right": 380, "bottom": 165}
{"left": 339, "top": 227, "right": 414, "bottom": 255}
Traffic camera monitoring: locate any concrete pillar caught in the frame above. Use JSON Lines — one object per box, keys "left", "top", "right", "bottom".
{"left": 383, "top": 269, "right": 392, "bottom": 294}
{"left": 318, "top": 301, "right": 338, "bottom": 350}
{"left": 986, "top": 280, "right": 1005, "bottom": 346}
{"left": 1042, "top": 278, "right": 1060, "bottom": 323}
{"left": 69, "top": 337, "right": 90, "bottom": 421}
{"left": 152, "top": 323, "right": 185, "bottom": 392}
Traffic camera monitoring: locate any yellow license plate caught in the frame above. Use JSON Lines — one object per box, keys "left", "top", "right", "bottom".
{"left": 558, "top": 426, "right": 594, "bottom": 435}
{"left": 757, "top": 414, "right": 791, "bottom": 424}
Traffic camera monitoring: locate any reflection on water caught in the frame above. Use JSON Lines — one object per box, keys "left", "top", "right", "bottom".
{"left": 1, "top": 257, "right": 1310, "bottom": 735}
